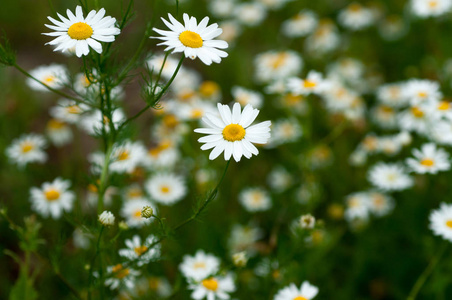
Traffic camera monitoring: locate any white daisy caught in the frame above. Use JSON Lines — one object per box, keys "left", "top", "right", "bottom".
{"left": 194, "top": 103, "right": 271, "bottom": 162}
{"left": 268, "top": 118, "right": 303, "bottom": 147}
{"left": 109, "top": 141, "right": 146, "bottom": 174}
{"left": 6, "top": 134, "right": 47, "bottom": 167}
{"left": 152, "top": 13, "right": 228, "bottom": 65}
{"left": 30, "top": 178, "right": 75, "bottom": 219}
{"left": 411, "top": 0, "right": 452, "bottom": 18}
{"left": 45, "top": 119, "right": 73, "bottom": 147}
{"left": 231, "top": 86, "right": 263, "bottom": 109}
{"left": 145, "top": 173, "right": 187, "bottom": 205}
{"left": 105, "top": 263, "right": 140, "bottom": 290}
{"left": 429, "top": 203, "right": 452, "bottom": 242}
{"left": 238, "top": 187, "right": 272, "bottom": 212}
{"left": 281, "top": 10, "right": 318, "bottom": 38}
{"left": 120, "top": 198, "right": 155, "bottom": 228}
{"left": 50, "top": 99, "right": 90, "bottom": 125}
{"left": 119, "top": 235, "right": 161, "bottom": 266}
{"left": 368, "top": 163, "right": 413, "bottom": 191}
{"left": 403, "top": 79, "right": 442, "bottom": 105}
{"left": 337, "top": 3, "right": 375, "bottom": 31}
{"left": 305, "top": 20, "right": 340, "bottom": 55}
{"left": 398, "top": 106, "right": 430, "bottom": 135}
{"left": 406, "top": 143, "right": 451, "bottom": 174}
{"left": 287, "top": 71, "right": 328, "bottom": 96}
{"left": 344, "top": 192, "right": 371, "bottom": 222}
{"left": 26, "top": 64, "right": 68, "bottom": 92}
{"left": 254, "top": 50, "right": 303, "bottom": 83}
{"left": 368, "top": 191, "right": 394, "bottom": 217}
{"left": 142, "top": 140, "right": 179, "bottom": 169}
{"left": 274, "top": 281, "right": 319, "bottom": 300}
{"left": 180, "top": 250, "right": 221, "bottom": 281}
{"left": 376, "top": 83, "right": 409, "bottom": 108}
{"left": 43, "top": 6, "right": 121, "bottom": 57}
{"left": 234, "top": 2, "right": 267, "bottom": 27}
{"left": 228, "top": 224, "right": 263, "bottom": 256}
{"left": 189, "top": 274, "right": 236, "bottom": 300}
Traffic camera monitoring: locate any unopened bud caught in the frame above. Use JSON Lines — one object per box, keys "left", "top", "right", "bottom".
{"left": 98, "top": 211, "right": 115, "bottom": 226}
{"left": 300, "top": 214, "right": 315, "bottom": 229}
{"left": 232, "top": 252, "right": 248, "bottom": 267}
{"left": 141, "top": 206, "right": 154, "bottom": 219}
{"left": 118, "top": 221, "right": 129, "bottom": 231}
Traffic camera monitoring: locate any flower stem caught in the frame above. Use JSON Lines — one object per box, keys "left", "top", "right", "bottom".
{"left": 88, "top": 226, "right": 105, "bottom": 300}
{"left": 407, "top": 242, "right": 448, "bottom": 300}
{"left": 97, "top": 143, "right": 113, "bottom": 214}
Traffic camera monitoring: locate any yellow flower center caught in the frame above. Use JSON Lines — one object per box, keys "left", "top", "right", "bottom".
{"left": 438, "top": 101, "right": 450, "bottom": 111}
{"left": 88, "top": 184, "right": 98, "bottom": 193}
{"left": 420, "top": 158, "right": 434, "bottom": 167}
{"left": 222, "top": 124, "right": 246, "bottom": 142}
{"left": 163, "top": 114, "right": 179, "bottom": 129}
{"left": 160, "top": 185, "right": 170, "bottom": 194}
{"left": 303, "top": 80, "right": 317, "bottom": 88}
{"left": 133, "top": 210, "right": 142, "bottom": 219}
{"left": 380, "top": 105, "right": 394, "bottom": 113}
{"left": 446, "top": 220, "right": 452, "bottom": 228}
{"left": 67, "top": 105, "right": 81, "bottom": 114}
{"left": 284, "top": 93, "right": 303, "bottom": 105}
{"left": 117, "top": 150, "right": 129, "bottom": 161}
{"left": 43, "top": 75, "right": 55, "bottom": 83}
{"left": 67, "top": 22, "right": 94, "bottom": 40}
{"left": 134, "top": 245, "right": 148, "bottom": 256}
{"left": 199, "top": 81, "right": 220, "bottom": 97}
{"left": 429, "top": 0, "right": 438, "bottom": 8}
{"left": 112, "top": 264, "right": 130, "bottom": 279}
{"left": 179, "top": 30, "right": 203, "bottom": 48}
{"left": 193, "top": 262, "right": 206, "bottom": 269}
{"left": 293, "top": 297, "right": 308, "bottom": 300}
{"left": 202, "top": 278, "right": 219, "bottom": 291}
{"left": 21, "top": 142, "right": 34, "bottom": 153}
{"left": 45, "top": 189, "right": 60, "bottom": 201}
{"left": 411, "top": 107, "right": 424, "bottom": 118}
{"left": 271, "top": 53, "right": 288, "bottom": 69}
{"left": 252, "top": 193, "right": 262, "bottom": 204}
{"left": 47, "top": 119, "right": 65, "bottom": 130}
{"left": 128, "top": 189, "right": 143, "bottom": 198}
{"left": 417, "top": 91, "right": 428, "bottom": 98}
{"left": 191, "top": 109, "right": 204, "bottom": 119}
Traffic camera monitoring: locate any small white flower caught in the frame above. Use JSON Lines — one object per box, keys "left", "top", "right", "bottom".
{"left": 46, "top": 119, "right": 73, "bottom": 147}
{"left": 180, "top": 250, "right": 221, "bottom": 281}
{"left": 30, "top": 178, "right": 75, "bottom": 219}
{"left": 338, "top": 3, "right": 375, "bottom": 31}
{"left": 430, "top": 202, "right": 452, "bottom": 242}
{"left": 344, "top": 192, "right": 371, "bottom": 222}
{"left": 99, "top": 210, "right": 115, "bottom": 226}
{"left": 300, "top": 214, "right": 316, "bottom": 229}
{"left": 232, "top": 86, "right": 263, "bottom": 109}
{"left": 121, "top": 199, "right": 156, "bottom": 228}
{"left": 406, "top": 143, "right": 451, "bottom": 174}
{"left": 26, "top": 64, "right": 68, "bottom": 91}
{"left": 254, "top": 50, "right": 303, "bottom": 83}
{"left": 50, "top": 99, "right": 89, "bottom": 124}
{"left": 194, "top": 103, "right": 271, "bottom": 162}
{"left": 43, "top": 6, "right": 121, "bottom": 57}
{"left": 145, "top": 173, "right": 187, "bottom": 205}
{"left": 368, "top": 163, "right": 413, "bottom": 191}
{"left": 287, "top": 71, "right": 328, "bottom": 96}
{"left": 6, "top": 134, "right": 47, "bottom": 167}
{"left": 105, "top": 264, "right": 140, "bottom": 290}
{"left": 274, "top": 281, "right": 319, "bottom": 300}
{"left": 189, "top": 274, "right": 236, "bottom": 300}
{"left": 411, "top": 0, "right": 452, "bottom": 18}
{"left": 109, "top": 141, "right": 146, "bottom": 174}
{"left": 152, "top": 13, "right": 228, "bottom": 65}
{"left": 281, "top": 10, "right": 318, "bottom": 38}
{"left": 238, "top": 187, "right": 272, "bottom": 212}
{"left": 119, "top": 235, "right": 161, "bottom": 266}
{"left": 234, "top": 2, "right": 267, "bottom": 27}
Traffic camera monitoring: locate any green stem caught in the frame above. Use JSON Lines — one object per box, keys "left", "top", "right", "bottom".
{"left": 13, "top": 63, "right": 90, "bottom": 106}
{"left": 97, "top": 143, "right": 113, "bottom": 214}
{"left": 88, "top": 226, "right": 105, "bottom": 300}
{"left": 118, "top": 56, "right": 184, "bottom": 130}
{"left": 407, "top": 242, "right": 448, "bottom": 300}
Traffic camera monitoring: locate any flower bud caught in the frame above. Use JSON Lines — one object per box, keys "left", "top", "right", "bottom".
{"left": 141, "top": 206, "right": 154, "bottom": 219}
{"left": 98, "top": 211, "right": 115, "bottom": 226}
{"left": 232, "top": 251, "right": 248, "bottom": 267}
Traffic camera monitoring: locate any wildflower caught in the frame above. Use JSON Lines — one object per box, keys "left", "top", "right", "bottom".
{"left": 368, "top": 163, "right": 413, "bottom": 191}
{"left": 46, "top": 119, "right": 73, "bottom": 147}
{"left": 119, "top": 235, "right": 161, "bottom": 266}
{"left": 300, "top": 214, "right": 316, "bottom": 229}
{"left": 50, "top": 99, "right": 89, "bottom": 124}
{"left": 254, "top": 50, "right": 303, "bottom": 83}
{"left": 194, "top": 103, "right": 271, "bottom": 162}
{"left": 368, "top": 192, "right": 394, "bottom": 217}
{"left": 141, "top": 206, "right": 154, "bottom": 219}
{"left": 232, "top": 252, "right": 248, "bottom": 267}
{"left": 337, "top": 3, "right": 375, "bottom": 31}
{"left": 180, "top": 250, "right": 221, "bottom": 281}
{"left": 344, "top": 192, "right": 371, "bottom": 222}
{"left": 287, "top": 71, "right": 328, "bottom": 96}
{"left": 234, "top": 2, "right": 267, "bottom": 27}
{"left": 43, "top": 6, "right": 120, "bottom": 57}
{"left": 145, "top": 173, "right": 186, "bottom": 205}
{"left": 30, "top": 178, "right": 75, "bottom": 219}
{"left": 232, "top": 86, "right": 263, "bottom": 108}
{"left": 152, "top": 13, "right": 228, "bottom": 65}
{"left": 6, "top": 134, "right": 47, "bottom": 167}
{"left": 105, "top": 263, "right": 139, "bottom": 290}
{"left": 281, "top": 10, "right": 318, "bottom": 38}
{"left": 99, "top": 210, "right": 115, "bottom": 226}
{"left": 109, "top": 141, "right": 146, "bottom": 174}
{"left": 189, "top": 274, "right": 236, "bottom": 300}
{"left": 403, "top": 79, "right": 441, "bottom": 105}
{"left": 411, "top": 0, "right": 452, "bottom": 18}
{"left": 406, "top": 143, "right": 451, "bottom": 174}
{"left": 26, "top": 64, "right": 68, "bottom": 91}
{"left": 238, "top": 187, "right": 272, "bottom": 212}
{"left": 274, "top": 281, "right": 319, "bottom": 300}
{"left": 429, "top": 203, "right": 452, "bottom": 242}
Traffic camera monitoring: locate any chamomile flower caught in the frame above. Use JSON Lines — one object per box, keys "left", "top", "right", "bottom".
{"left": 194, "top": 103, "right": 271, "bottom": 162}
{"left": 228, "top": 224, "right": 263, "bottom": 256}
{"left": 411, "top": 0, "right": 452, "bottom": 18}
{"left": 121, "top": 199, "right": 155, "bottom": 228}
{"left": 406, "top": 143, "right": 450, "bottom": 174}
{"left": 338, "top": 3, "right": 375, "bottom": 31}
{"left": 6, "top": 134, "right": 47, "bottom": 167}
{"left": 344, "top": 192, "right": 371, "bottom": 222}
{"left": 274, "top": 281, "right": 319, "bottom": 300}
{"left": 105, "top": 264, "right": 140, "bottom": 290}
{"left": 45, "top": 119, "right": 73, "bottom": 147}
{"left": 254, "top": 50, "right": 303, "bottom": 83}
{"left": 26, "top": 64, "right": 68, "bottom": 92}
{"left": 238, "top": 187, "right": 272, "bottom": 212}
{"left": 429, "top": 203, "right": 452, "bottom": 242}
{"left": 403, "top": 79, "right": 441, "bottom": 105}
{"left": 142, "top": 140, "right": 179, "bottom": 169}
{"left": 43, "top": 6, "right": 121, "bottom": 57}
{"left": 189, "top": 274, "right": 236, "bottom": 300}
{"left": 305, "top": 20, "right": 340, "bottom": 55}
{"left": 368, "top": 191, "right": 394, "bottom": 217}
{"left": 234, "top": 2, "right": 267, "bottom": 27}
{"left": 180, "top": 250, "right": 221, "bottom": 281}
{"left": 109, "top": 141, "right": 146, "bottom": 174}
{"left": 232, "top": 86, "right": 263, "bottom": 108}
{"left": 50, "top": 99, "right": 89, "bottom": 124}
{"left": 368, "top": 163, "right": 413, "bottom": 191}
{"left": 152, "top": 13, "right": 228, "bottom": 65}
{"left": 376, "top": 83, "right": 409, "bottom": 108}
{"left": 30, "top": 178, "right": 75, "bottom": 219}
{"left": 287, "top": 71, "right": 328, "bottom": 96}
{"left": 281, "top": 10, "right": 318, "bottom": 38}
{"left": 119, "top": 235, "right": 161, "bottom": 266}
{"left": 145, "top": 173, "right": 187, "bottom": 205}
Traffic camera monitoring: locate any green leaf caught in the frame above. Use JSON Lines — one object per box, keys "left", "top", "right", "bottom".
{"left": 9, "top": 271, "right": 38, "bottom": 300}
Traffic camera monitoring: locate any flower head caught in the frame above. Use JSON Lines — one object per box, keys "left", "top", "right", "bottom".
{"left": 152, "top": 13, "right": 228, "bottom": 65}
{"left": 43, "top": 6, "right": 120, "bottom": 57}
{"left": 99, "top": 211, "right": 115, "bottom": 226}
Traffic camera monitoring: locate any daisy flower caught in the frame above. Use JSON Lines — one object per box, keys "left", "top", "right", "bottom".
{"left": 180, "top": 250, "right": 221, "bottom": 281}
{"left": 281, "top": 10, "right": 318, "bottom": 38}
{"left": 429, "top": 203, "right": 452, "bottom": 242}
{"left": 189, "top": 274, "right": 236, "bottom": 300}
{"left": 109, "top": 141, "right": 146, "bottom": 174}
{"left": 232, "top": 86, "right": 263, "bottom": 109}
{"left": 344, "top": 192, "right": 371, "bottom": 222}
{"left": 105, "top": 263, "right": 140, "bottom": 290}
{"left": 337, "top": 3, "right": 375, "bottom": 31}
{"left": 30, "top": 178, "right": 75, "bottom": 219}
{"left": 287, "top": 71, "right": 328, "bottom": 96}
{"left": 238, "top": 187, "right": 272, "bottom": 212}
{"left": 254, "top": 50, "right": 303, "bottom": 83}
{"left": 50, "top": 99, "right": 90, "bottom": 125}
{"left": 119, "top": 235, "right": 161, "bottom": 266}
{"left": 194, "top": 103, "right": 271, "bottom": 162}
{"left": 368, "top": 163, "right": 413, "bottom": 191}
{"left": 403, "top": 79, "right": 442, "bottom": 105}
{"left": 368, "top": 191, "right": 394, "bottom": 217}
{"left": 45, "top": 119, "right": 73, "bottom": 147}
{"left": 26, "top": 64, "right": 68, "bottom": 91}
{"left": 274, "top": 281, "right": 319, "bottom": 300}
{"left": 6, "top": 134, "right": 47, "bottom": 167}
{"left": 411, "top": 0, "right": 452, "bottom": 18}
{"left": 152, "top": 13, "right": 228, "bottom": 65}
{"left": 406, "top": 143, "right": 451, "bottom": 174}
{"left": 43, "top": 6, "right": 121, "bottom": 57}
{"left": 145, "top": 173, "right": 187, "bottom": 205}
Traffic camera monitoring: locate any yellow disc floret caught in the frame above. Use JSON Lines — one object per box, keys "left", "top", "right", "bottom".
{"left": 134, "top": 245, "right": 148, "bottom": 256}
{"left": 293, "top": 296, "right": 308, "bottom": 300}
{"left": 21, "top": 142, "right": 34, "bottom": 153}
{"left": 179, "top": 30, "right": 203, "bottom": 48}
{"left": 45, "top": 189, "right": 60, "bottom": 201}
{"left": 222, "top": 124, "right": 246, "bottom": 142}
{"left": 420, "top": 158, "right": 434, "bottom": 167}
{"left": 68, "top": 22, "right": 93, "bottom": 40}
{"left": 446, "top": 220, "right": 452, "bottom": 228}
{"left": 202, "top": 278, "right": 219, "bottom": 291}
